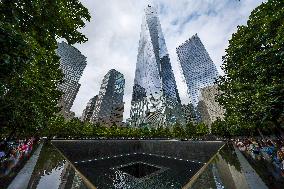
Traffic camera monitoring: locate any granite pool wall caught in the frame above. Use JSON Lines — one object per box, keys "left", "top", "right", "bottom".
{"left": 52, "top": 140, "right": 224, "bottom": 163}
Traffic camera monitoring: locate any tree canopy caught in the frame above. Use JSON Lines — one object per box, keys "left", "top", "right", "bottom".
{"left": 217, "top": 0, "right": 284, "bottom": 133}
{"left": 0, "top": 0, "right": 90, "bottom": 137}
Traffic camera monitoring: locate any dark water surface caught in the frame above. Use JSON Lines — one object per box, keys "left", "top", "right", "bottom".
{"left": 74, "top": 153, "right": 202, "bottom": 188}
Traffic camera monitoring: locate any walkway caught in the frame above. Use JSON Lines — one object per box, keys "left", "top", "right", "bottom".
{"left": 7, "top": 143, "right": 43, "bottom": 189}
{"left": 234, "top": 146, "right": 268, "bottom": 189}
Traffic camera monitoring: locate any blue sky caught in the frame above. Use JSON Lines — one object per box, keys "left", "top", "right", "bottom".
{"left": 71, "top": 0, "right": 265, "bottom": 120}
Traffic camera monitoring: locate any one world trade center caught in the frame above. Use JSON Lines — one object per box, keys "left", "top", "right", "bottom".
{"left": 130, "top": 5, "right": 184, "bottom": 127}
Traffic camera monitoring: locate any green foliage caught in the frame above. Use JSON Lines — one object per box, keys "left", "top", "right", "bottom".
{"left": 211, "top": 117, "right": 258, "bottom": 137}
{"left": 217, "top": 0, "right": 284, "bottom": 133}
{"left": 44, "top": 118, "right": 217, "bottom": 139}
{"left": 185, "top": 122, "right": 196, "bottom": 138}
{"left": 43, "top": 115, "right": 66, "bottom": 138}
{"left": 153, "top": 126, "right": 172, "bottom": 138}
{"left": 172, "top": 123, "right": 186, "bottom": 139}
{"left": 141, "top": 127, "right": 151, "bottom": 137}
{"left": 195, "top": 122, "right": 209, "bottom": 136}
{"left": 163, "top": 127, "right": 172, "bottom": 138}
{"left": 211, "top": 118, "right": 230, "bottom": 137}
{"left": 0, "top": 0, "right": 90, "bottom": 137}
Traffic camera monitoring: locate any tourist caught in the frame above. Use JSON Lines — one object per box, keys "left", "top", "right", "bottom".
{"left": 0, "top": 149, "right": 5, "bottom": 160}
{"left": 261, "top": 141, "right": 275, "bottom": 161}
{"left": 234, "top": 138, "right": 284, "bottom": 178}
{"left": 0, "top": 137, "right": 37, "bottom": 180}
{"left": 236, "top": 140, "right": 246, "bottom": 151}
{"left": 0, "top": 142, "right": 6, "bottom": 160}
{"left": 277, "top": 147, "right": 284, "bottom": 167}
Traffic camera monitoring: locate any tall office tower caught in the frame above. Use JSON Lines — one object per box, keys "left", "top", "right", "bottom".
{"left": 176, "top": 34, "right": 219, "bottom": 107}
{"left": 130, "top": 5, "right": 183, "bottom": 127}
{"left": 199, "top": 85, "right": 225, "bottom": 128}
{"left": 81, "top": 95, "right": 98, "bottom": 122}
{"left": 56, "top": 41, "right": 87, "bottom": 119}
{"left": 90, "top": 69, "right": 125, "bottom": 126}
{"left": 181, "top": 103, "right": 197, "bottom": 124}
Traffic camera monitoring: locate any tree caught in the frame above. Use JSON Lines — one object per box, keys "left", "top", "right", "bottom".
{"left": 82, "top": 122, "right": 94, "bottom": 137}
{"left": 71, "top": 118, "right": 85, "bottom": 137}
{"left": 172, "top": 123, "right": 186, "bottom": 139}
{"left": 196, "top": 123, "right": 209, "bottom": 137}
{"left": 141, "top": 127, "right": 150, "bottom": 138}
{"left": 43, "top": 115, "right": 66, "bottom": 138}
{"left": 217, "top": 0, "right": 284, "bottom": 133}
{"left": 211, "top": 118, "right": 229, "bottom": 137}
{"left": 163, "top": 127, "right": 172, "bottom": 138}
{"left": 150, "top": 127, "right": 157, "bottom": 138}
{"left": 185, "top": 122, "right": 196, "bottom": 138}
{"left": 156, "top": 126, "right": 165, "bottom": 138}
{"left": 0, "top": 0, "right": 90, "bottom": 138}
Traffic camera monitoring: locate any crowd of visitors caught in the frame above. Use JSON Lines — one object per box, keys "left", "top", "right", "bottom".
{"left": 0, "top": 137, "right": 37, "bottom": 178}
{"left": 235, "top": 138, "right": 284, "bottom": 178}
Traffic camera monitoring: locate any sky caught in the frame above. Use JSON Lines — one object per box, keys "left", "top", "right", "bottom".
{"left": 71, "top": 0, "right": 265, "bottom": 121}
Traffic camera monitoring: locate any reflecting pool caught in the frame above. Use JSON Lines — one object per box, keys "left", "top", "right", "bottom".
{"left": 52, "top": 140, "right": 223, "bottom": 188}
{"left": 26, "top": 140, "right": 283, "bottom": 189}
{"left": 73, "top": 153, "right": 202, "bottom": 188}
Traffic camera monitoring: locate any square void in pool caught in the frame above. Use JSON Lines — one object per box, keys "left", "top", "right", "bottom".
{"left": 118, "top": 162, "right": 161, "bottom": 178}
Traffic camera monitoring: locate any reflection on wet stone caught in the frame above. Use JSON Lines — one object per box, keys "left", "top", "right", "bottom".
{"left": 27, "top": 143, "right": 88, "bottom": 189}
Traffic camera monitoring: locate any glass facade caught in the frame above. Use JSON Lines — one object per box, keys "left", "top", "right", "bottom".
{"left": 130, "top": 5, "right": 183, "bottom": 127}
{"left": 81, "top": 95, "right": 98, "bottom": 122}
{"left": 91, "top": 69, "right": 125, "bottom": 126}
{"left": 198, "top": 85, "right": 225, "bottom": 129}
{"left": 181, "top": 103, "right": 198, "bottom": 124}
{"left": 56, "top": 41, "right": 87, "bottom": 113}
{"left": 176, "top": 34, "right": 218, "bottom": 108}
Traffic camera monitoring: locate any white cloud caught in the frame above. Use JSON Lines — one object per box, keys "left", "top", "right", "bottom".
{"left": 71, "top": 0, "right": 265, "bottom": 120}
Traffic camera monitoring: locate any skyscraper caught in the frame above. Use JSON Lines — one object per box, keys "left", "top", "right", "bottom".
{"left": 90, "top": 69, "right": 125, "bottom": 126}
{"left": 130, "top": 5, "right": 183, "bottom": 127}
{"left": 199, "top": 85, "right": 225, "bottom": 128}
{"left": 181, "top": 103, "right": 197, "bottom": 124}
{"left": 81, "top": 95, "right": 98, "bottom": 122}
{"left": 56, "top": 41, "right": 87, "bottom": 119}
{"left": 176, "top": 34, "right": 218, "bottom": 107}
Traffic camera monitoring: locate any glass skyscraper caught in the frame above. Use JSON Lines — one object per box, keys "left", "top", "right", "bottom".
{"left": 176, "top": 34, "right": 218, "bottom": 108}
{"left": 56, "top": 41, "right": 87, "bottom": 118}
{"left": 130, "top": 5, "right": 183, "bottom": 127}
{"left": 90, "top": 69, "right": 125, "bottom": 126}
{"left": 81, "top": 95, "right": 98, "bottom": 122}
